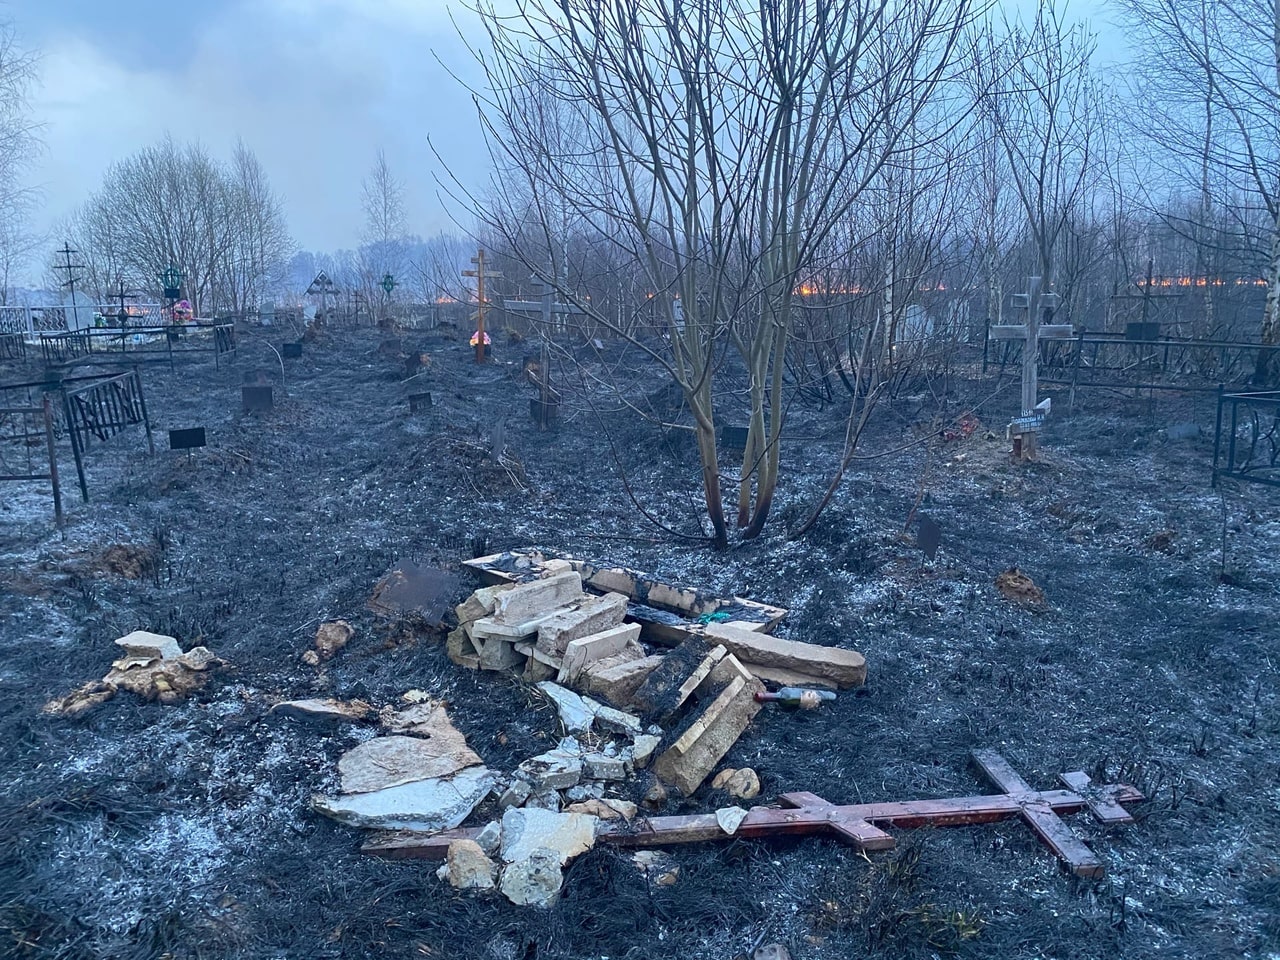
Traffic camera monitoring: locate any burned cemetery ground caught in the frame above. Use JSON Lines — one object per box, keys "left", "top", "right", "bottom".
{"left": 1, "top": 328, "right": 1278, "bottom": 960}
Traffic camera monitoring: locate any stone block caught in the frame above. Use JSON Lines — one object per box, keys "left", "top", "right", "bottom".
{"left": 312, "top": 765, "right": 495, "bottom": 832}
{"left": 490, "top": 572, "right": 585, "bottom": 624}
{"left": 500, "top": 808, "right": 598, "bottom": 865}
{"left": 444, "top": 839, "right": 497, "bottom": 890}
{"left": 558, "top": 623, "right": 643, "bottom": 687}
{"left": 535, "top": 592, "right": 629, "bottom": 657}
{"left": 580, "top": 654, "right": 665, "bottom": 707}
{"left": 705, "top": 622, "right": 866, "bottom": 688}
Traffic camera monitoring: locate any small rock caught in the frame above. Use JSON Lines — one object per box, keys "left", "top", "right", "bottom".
{"left": 270, "top": 698, "right": 372, "bottom": 723}
{"left": 525, "top": 787, "right": 562, "bottom": 811}
{"left": 301, "top": 649, "right": 321, "bottom": 667}
{"left": 592, "top": 702, "right": 643, "bottom": 737}
{"left": 715, "top": 805, "right": 749, "bottom": 835}
{"left": 583, "top": 754, "right": 627, "bottom": 780}
{"left": 498, "top": 779, "right": 532, "bottom": 809}
{"left": 536, "top": 681, "right": 597, "bottom": 733}
{"left": 500, "top": 848, "right": 564, "bottom": 908}
{"left": 563, "top": 783, "right": 605, "bottom": 802}
{"left": 754, "top": 944, "right": 792, "bottom": 960}
{"left": 516, "top": 743, "right": 583, "bottom": 791}
{"left": 995, "top": 568, "right": 1046, "bottom": 606}
{"left": 566, "top": 798, "right": 637, "bottom": 821}
{"left": 445, "top": 839, "right": 497, "bottom": 890}
{"left": 314, "top": 620, "right": 355, "bottom": 660}
{"left": 474, "top": 820, "right": 502, "bottom": 855}
{"left": 712, "top": 767, "right": 761, "bottom": 800}
{"left": 643, "top": 780, "right": 667, "bottom": 808}
{"left": 632, "top": 734, "right": 661, "bottom": 768}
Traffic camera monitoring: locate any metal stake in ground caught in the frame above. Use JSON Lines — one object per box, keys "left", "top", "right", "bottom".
{"left": 989, "top": 276, "right": 1073, "bottom": 459}
{"left": 364, "top": 749, "right": 1143, "bottom": 879}
{"left": 504, "top": 276, "right": 584, "bottom": 428}
{"left": 463, "top": 249, "right": 502, "bottom": 363}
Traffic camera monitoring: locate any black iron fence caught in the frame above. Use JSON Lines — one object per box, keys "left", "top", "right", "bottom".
{"left": 0, "top": 394, "right": 64, "bottom": 527}
{"left": 38, "top": 322, "right": 238, "bottom": 371}
{"left": 1213, "top": 390, "right": 1280, "bottom": 489}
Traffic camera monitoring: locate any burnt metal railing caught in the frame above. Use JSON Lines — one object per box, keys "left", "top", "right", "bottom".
{"left": 0, "top": 331, "right": 26, "bottom": 361}
{"left": 39, "top": 321, "right": 238, "bottom": 371}
{"left": 0, "top": 394, "right": 64, "bottom": 527}
{"left": 1213, "top": 389, "right": 1280, "bottom": 489}
{"left": 0, "top": 368, "right": 155, "bottom": 504}
{"left": 986, "top": 326, "right": 1270, "bottom": 392}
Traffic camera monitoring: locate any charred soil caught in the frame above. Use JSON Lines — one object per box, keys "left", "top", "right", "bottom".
{"left": 1, "top": 328, "right": 1277, "bottom": 960}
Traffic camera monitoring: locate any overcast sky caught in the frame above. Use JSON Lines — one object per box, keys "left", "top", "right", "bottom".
{"left": 13, "top": 0, "right": 1124, "bottom": 286}
{"left": 14, "top": 0, "right": 488, "bottom": 276}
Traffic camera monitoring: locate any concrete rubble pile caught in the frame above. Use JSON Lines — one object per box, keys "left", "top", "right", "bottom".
{"left": 303, "top": 552, "right": 868, "bottom": 907}
{"left": 42, "top": 630, "right": 226, "bottom": 717}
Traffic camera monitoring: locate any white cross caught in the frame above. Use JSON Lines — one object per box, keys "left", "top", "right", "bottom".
{"left": 990, "top": 276, "right": 1073, "bottom": 435}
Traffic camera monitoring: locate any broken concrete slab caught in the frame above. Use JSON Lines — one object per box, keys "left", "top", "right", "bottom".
{"left": 446, "top": 626, "right": 481, "bottom": 669}
{"left": 378, "top": 702, "right": 482, "bottom": 771}
{"left": 631, "top": 734, "right": 661, "bottom": 769}
{"left": 537, "top": 681, "right": 597, "bottom": 733}
{"left": 455, "top": 583, "right": 517, "bottom": 632}
{"left": 337, "top": 735, "right": 483, "bottom": 794}
{"left": 558, "top": 623, "right": 643, "bottom": 686}
{"left": 490, "top": 571, "right": 585, "bottom": 625}
{"left": 500, "top": 807, "right": 598, "bottom": 865}
{"left": 516, "top": 739, "right": 584, "bottom": 791}
{"left": 705, "top": 623, "right": 866, "bottom": 688}
{"left": 535, "top": 592, "right": 629, "bottom": 658}
{"left": 113, "top": 630, "right": 183, "bottom": 661}
{"left": 500, "top": 848, "right": 564, "bottom": 908}
{"left": 313, "top": 764, "right": 495, "bottom": 832}
{"left": 743, "top": 663, "right": 838, "bottom": 690}
{"left": 580, "top": 654, "right": 665, "bottom": 707}
{"left": 592, "top": 703, "right": 643, "bottom": 738}
{"left": 442, "top": 839, "right": 497, "bottom": 890}
{"left": 270, "top": 698, "right": 373, "bottom": 723}
{"left": 498, "top": 779, "right": 532, "bottom": 809}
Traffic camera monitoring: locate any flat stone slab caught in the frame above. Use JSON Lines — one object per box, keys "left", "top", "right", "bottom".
{"left": 536, "top": 592, "right": 629, "bottom": 657}
{"left": 491, "top": 572, "right": 585, "bottom": 625}
{"left": 500, "top": 808, "right": 598, "bottom": 865}
{"left": 270, "top": 698, "right": 373, "bottom": 723}
{"left": 313, "top": 765, "right": 495, "bottom": 832}
{"left": 705, "top": 623, "right": 866, "bottom": 688}
{"left": 338, "top": 735, "right": 483, "bottom": 794}
{"left": 114, "top": 630, "right": 183, "bottom": 661}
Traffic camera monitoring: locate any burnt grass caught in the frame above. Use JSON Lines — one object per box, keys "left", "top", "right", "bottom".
{"left": 1, "top": 325, "right": 1277, "bottom": 960}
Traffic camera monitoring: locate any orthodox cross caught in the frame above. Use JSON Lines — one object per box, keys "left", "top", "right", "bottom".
{"left": 364, "top": 749, "right": 1142, "bottom": 880}
{"left": 989, "top": 276, "right": 1073, "bottom": 458}
{"left": 462, "top": 249, "right": 502, "bottom": 363}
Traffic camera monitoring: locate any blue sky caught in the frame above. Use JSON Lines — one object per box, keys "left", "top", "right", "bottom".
{"left": 12, "top": 0, "right": 1127, "bottom": 285}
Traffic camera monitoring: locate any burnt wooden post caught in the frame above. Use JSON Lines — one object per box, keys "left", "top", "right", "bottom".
{"left": 364, "top": 750, "right": 1141, "bottom": 880}
{"left": 504, "top": 276, "right": 584, "bottom": 429}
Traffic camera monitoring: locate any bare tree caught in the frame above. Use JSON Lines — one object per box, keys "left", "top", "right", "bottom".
{"left": 978, "top": 3, "right": 1104, "bottom": 301}
{"left": 0, "top": 21, "right": 39, "bottom": 302}
{"left": 1117, "top": 0, "right": 1280, "bottom": 379}
{"left": 70, "top": 137, "right": 290, "bottom": 315}
{"left": 360, "top": 148, "right": 409, "bottom": 318}
{"left": 469, "top": 0, "right": 979, "bottom": 548}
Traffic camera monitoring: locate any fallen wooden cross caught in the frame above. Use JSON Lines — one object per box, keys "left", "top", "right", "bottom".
{"left": 362, "top": 750, "right": 1141, "bottom": 879}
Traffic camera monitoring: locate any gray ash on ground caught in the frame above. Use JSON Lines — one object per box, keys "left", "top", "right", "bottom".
{"left": 1, "top": 329, "right": 1277, "bottom": 959}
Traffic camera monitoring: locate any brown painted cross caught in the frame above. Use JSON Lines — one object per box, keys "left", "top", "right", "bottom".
{"left": 363, "top": 750, "right": 1142, "bottom": 880}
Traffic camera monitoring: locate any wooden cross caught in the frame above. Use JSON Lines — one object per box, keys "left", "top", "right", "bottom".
{"left": 462, "top": 249, "right": 502, "bottom": 363}
{"left": 990, "top": 276, "right": 1074, "bottom": 458}
{"left": 362, "top": 750, "right": 1142, "bottom": 880}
